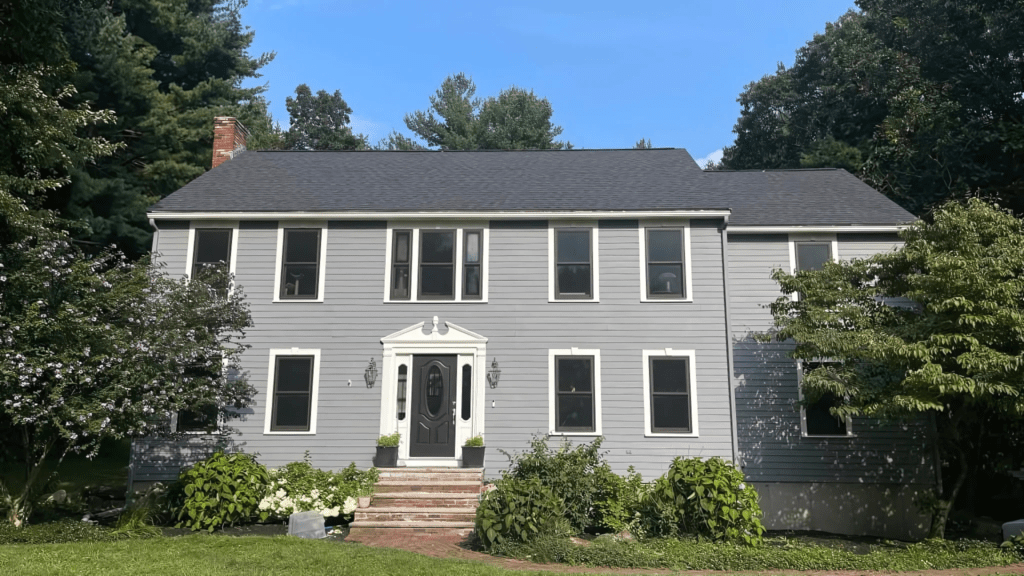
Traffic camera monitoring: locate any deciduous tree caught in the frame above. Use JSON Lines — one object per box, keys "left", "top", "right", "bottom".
{"left": 764, "top": 199, "right": 1024, "bottom": 537}
{"left": 283, "top": 84, "right": 366, "bottom": 151}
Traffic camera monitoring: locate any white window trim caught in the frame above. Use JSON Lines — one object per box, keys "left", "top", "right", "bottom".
{"left": 639, "top": 221, "right": 693, "bottom": 302}
{"left": 548, "top": 223, "right": 600, "bottom": 302}
{"left": 548, "top": 348, "right": 602, "bottom": 436}
{"left": 263, "top": 348, "right": 321, "bottom": 435}
{"left": 184, "top": 220, "right": 239, "bottom": 281}
{"left": 171, "top": 356, "right": 230, "bottom": 435}
{"left": 273, "top": 223, "right": 328, "bottom": 303}
{"left": 383, "top": 224, "right": 489, "bottom": 303}
{"left": 788, "top": 233, "right": 838, "bottom": 301}
{"left": 642, "top": 349, "right": 699, "bottom": 437}
{"left": 796, "top": 359, "right": 855, "bottom": 439}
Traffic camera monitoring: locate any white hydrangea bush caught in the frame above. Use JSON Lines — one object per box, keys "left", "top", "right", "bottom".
{"left": 256, "top": 459, "right": 377, "bottom": 522}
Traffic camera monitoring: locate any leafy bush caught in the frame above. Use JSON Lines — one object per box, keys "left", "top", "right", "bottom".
{"left": 1001, "top": 533, "right": 1024, "bottom": 560}
{"left": 0, "top": 519, "right": 118, "bottom": 544}
{"left": 377, "top": 433, "right": 400, "bottom": 447}
{"left": 592, "top": 465, "right": 647, "bottom": 534}
{"left": 475, "top": 477, "right": 566, "bottom": 550}
{"left": 257, "top": 460, "right": 377, "bottom": 522}
{"left": 170, "top": 451, "right": 270, "bottom": 532}
{"left": 503, "top": 437, "right": 622, "bottom": 532}
{"left": 111, "top": 506, "right": 161, "bottom": 539}
{"left": 498, "top": 535, "right": 1019, "bottom": 571}
{"left": 464, "top": 435, "right": 484, "bottom": 447}
{"left": 639, "top": 456, "right": 764, "bottom": 545}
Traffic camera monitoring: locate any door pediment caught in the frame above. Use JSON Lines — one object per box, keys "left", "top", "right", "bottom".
{"left": 382, "top": 316, "right": 488, "bottom": 346}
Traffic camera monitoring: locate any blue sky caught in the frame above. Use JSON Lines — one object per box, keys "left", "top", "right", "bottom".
{"left": 241, "top": 0, "right": 857, "bottom": 165}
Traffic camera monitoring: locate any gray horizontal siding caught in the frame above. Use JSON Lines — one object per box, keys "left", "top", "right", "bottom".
{"left": 136, "top": 219, "right": 733, "bottom": 483}
{"left": 728, "top": 233, "right": 935, "bottom": 485}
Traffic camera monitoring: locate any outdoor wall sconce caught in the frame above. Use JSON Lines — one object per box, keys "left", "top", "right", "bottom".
{"left": 487, "top": 358, "right": 501, "bottom": 389}
{"left": 364, "top": 358, "right": 377, "bottom": 388}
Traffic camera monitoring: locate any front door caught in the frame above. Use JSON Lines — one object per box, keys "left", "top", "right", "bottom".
{"left": 409, "top": 355, "right": 457, "bottom": 458}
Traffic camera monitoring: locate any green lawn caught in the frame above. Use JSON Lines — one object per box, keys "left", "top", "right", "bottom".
{"left": 0, "top": 537, "right": 566, "bottom": 576}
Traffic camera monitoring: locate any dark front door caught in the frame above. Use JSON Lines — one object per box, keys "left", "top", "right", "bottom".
{"left": 409, "top": 355, "right": 457, "bottom": 458}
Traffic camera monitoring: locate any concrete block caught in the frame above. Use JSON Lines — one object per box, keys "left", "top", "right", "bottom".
{"left": 1003, "top": 519, "right": 1024, "bottom": 541}
{"left": 288, "top": 511, "right": 326, "bottom": 539}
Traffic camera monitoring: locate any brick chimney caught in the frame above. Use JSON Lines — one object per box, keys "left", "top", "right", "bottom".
{"left": 212, "top": 117, "right": 249, "bottom": 168}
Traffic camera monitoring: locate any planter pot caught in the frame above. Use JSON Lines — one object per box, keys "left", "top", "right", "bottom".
{"left": 462, "top": 446, "right": 485, "bottom": 468}
{"left": 375, "top": 446, "right": 398, "bottom": 468}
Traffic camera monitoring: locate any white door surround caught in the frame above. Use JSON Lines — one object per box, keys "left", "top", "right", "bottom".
{"left": 379, "top": 317, "right": 487, "bottom": 467}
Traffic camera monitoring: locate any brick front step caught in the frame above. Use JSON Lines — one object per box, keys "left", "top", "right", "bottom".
{"left": 354, "top": 507, "right": 477, "bottom": 523}
{"left": 376, "top": 472, "right": 483, "bottom": 483}
{"left": 373, "top": 481, "right": 483, "bottom": 494}
{"left": 347, "top": 524, "right": 474, "bottom": 540}
{"left": 370, "top": 493, "right": 479, "bottom": 508}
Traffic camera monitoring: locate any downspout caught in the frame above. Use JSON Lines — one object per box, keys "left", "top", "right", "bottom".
{"left": 719, "top": 215, "right": 741, "bottom": 466}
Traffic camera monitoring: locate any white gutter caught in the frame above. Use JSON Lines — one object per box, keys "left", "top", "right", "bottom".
{"left": 147, "top": 210, "right": 733, "bottom": 221}
{"left": 729, "top": 225, "right": 910, "bottom": 233}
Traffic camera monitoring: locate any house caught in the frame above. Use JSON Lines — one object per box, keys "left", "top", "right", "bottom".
{"left": 131, "top": 117, "right": 935, "bottom": 539}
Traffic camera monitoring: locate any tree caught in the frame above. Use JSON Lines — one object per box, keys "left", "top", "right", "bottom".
{"left": 403, "top": 73, "right": 569, "bottom": 150}
{"left": 375, "top": 131, "right": 427, "bottom": 151}
{"left": 0, "top": 199, "right": 254, "bottom": 527}
{"left": 633, "top": 139, "right": 653, "bottom": 149}
{"left": 764, "top": 199, "right": 1024, "bottom": 537}
{"left": 283, "top": 84, "right": 367, "bottom": 151}
{"left": 721, "top": 2, "right": 1024, "bottom": 216}
{"left": 0, "top": 0, "right": 120, "bottom": 203}
{"left": 49, "top": 0, "right": 275, "bottom": 257}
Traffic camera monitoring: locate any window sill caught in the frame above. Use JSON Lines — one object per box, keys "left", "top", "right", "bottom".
{"left": 639, "top": 297, "right": 694, "bottom": 303}
{"left": 548, "top": 298, "right": 600, "bottom": 303}
{"left": 801, "top": 433, "right": 856, "bottom": 439}
{"left": 272, "top": 298, "right": 324, "bottom": 303}
{"left": 263, "top": 430, "right": 317, "bottom": 436}
{"left": 548, "top": 431, "right": 602, "bottom": 437}
{"left": 384, "top": 299, "right": 488, "bottom": 304}
{"left": 644, "top": 431, "right": 699, "bottom": 438}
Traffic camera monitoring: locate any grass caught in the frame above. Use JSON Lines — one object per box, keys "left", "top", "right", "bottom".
{"left": 0, "top": 536, "right": 564, "bottom": 576}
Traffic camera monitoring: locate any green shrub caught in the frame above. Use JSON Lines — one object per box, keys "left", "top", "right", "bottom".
{"left": 111, "top": 506, "right": 161, "bottom": 539}
{"left": 0, "top": 519, "right": 118, "bottom": 544}
{"left": 498, "top": 535, "right": 1018, "bottom": 571}
{"left": 639, "top": 456, "right": 764, "bottom": 545}
{"left": 1001, "top": 533, "right": 1024, "bottom": 560}
{"left": 377, "top": 432, "right": 400, "bottom": 447}
{"left": 464, "top": 435, "right": 484, "bottom": 447}
{"left": 475, "top": 477, "right": 566, "bottom": 550}
{"left": 258, "top": 460, "right": 377, "bottom": 522}
{"left": 503, "top": 437, "right": 618, "bottom": 532}
{"left": 170, "top": 451, "right": 270, "bottom": 532}
{"left": 592, "top": 465, "right": 647, "bottom": 534}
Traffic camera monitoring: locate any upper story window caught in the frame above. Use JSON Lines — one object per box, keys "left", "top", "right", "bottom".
{"left": 385, "top": 225, "right": 488, "bottom": 302}
{"left": 186, "top": 223, "right": 237, "bottom": 296}
{"left": 549, "top": 225, "right": 599, "bottom": 302}
{"left": 795, "top": 242, "right": 831, "bottom": 272}
{"left": 274, "top": 225, "right": 328, "bottom": 303}
{"left": 639, "top": 223, "right": 692, "bottom": 302}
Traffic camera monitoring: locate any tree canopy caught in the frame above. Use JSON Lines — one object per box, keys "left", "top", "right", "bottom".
{"left": 283, "top": 84, "right": 367, "bottom": 151}
{"left": 31, "top": 0, "right": 275, "bottom": 258}
{"left": 402, "top": 73, "right": 569, "bottom": 150}
{"left": 765, "top": 199, "right": 1024, "bottom": 536}
{"left": 722, "top": 1, "right": 1024, "bottom": 216}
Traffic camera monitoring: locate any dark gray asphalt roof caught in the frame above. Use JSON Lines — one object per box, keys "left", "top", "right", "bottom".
{"left": 149, "top": 149, "right": 915, "bottom": 226}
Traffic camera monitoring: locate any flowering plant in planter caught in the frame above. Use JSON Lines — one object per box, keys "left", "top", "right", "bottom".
{"left": 257, "top": 459, "right": 377, "bottom": 522}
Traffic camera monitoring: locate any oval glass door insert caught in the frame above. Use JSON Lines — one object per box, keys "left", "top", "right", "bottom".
{"left": 426, "top": 365, "right": 443, "bottom": 416}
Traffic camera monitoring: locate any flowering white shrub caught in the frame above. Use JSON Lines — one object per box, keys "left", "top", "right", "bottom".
{"left": 256, "top": 460, "right": 376, "bottom": 522}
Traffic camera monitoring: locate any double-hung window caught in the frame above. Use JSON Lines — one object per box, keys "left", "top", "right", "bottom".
{"left": 640, "top": 224, "right": 691, "bottom": 302}
{"left": 552, "top": 228, "right": 596, "bottom": 300}
{"left": 549, "top": 349, "right": 602, "bottom": 434}
{"left": 386, "top": 226, "right": 487, "bottom": 302}
{"left": 642, "top": 350, "right": 698, "bottom": 436}
{"left": 265, "top": 351, "right": 320, "bottom": 434}
{"left": 800, "top": 361, "right": 852, "bottom": 437}
{"left": 279, "top": 229, "right": 322, "bottom": 300}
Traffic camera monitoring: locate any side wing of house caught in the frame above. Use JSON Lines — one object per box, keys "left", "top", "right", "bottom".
{"left": 728, "top": 231, "right": 937, "bottom": 539}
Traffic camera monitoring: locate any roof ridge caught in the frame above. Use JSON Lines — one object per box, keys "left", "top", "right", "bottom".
{"left": 251, "top": 148, "right": 680, "bottom": 153}
{"left": 705, "top": 168, "right": 841, "bottom": 173}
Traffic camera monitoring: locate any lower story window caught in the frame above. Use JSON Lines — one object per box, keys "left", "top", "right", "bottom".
{"left": 550, "top": 350, "right": 601, "bottom": 434}
{"left": 176, "top": 404, "right": 218, "bottom": 433}
{"left": 802, "top": 362, "right": 850, "bottom": 436}
{"left": 643, "top": 350, "right": 697, "bottom": 436}
{"left": 267, "top": 352, "right": 319, "bottom": 433}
